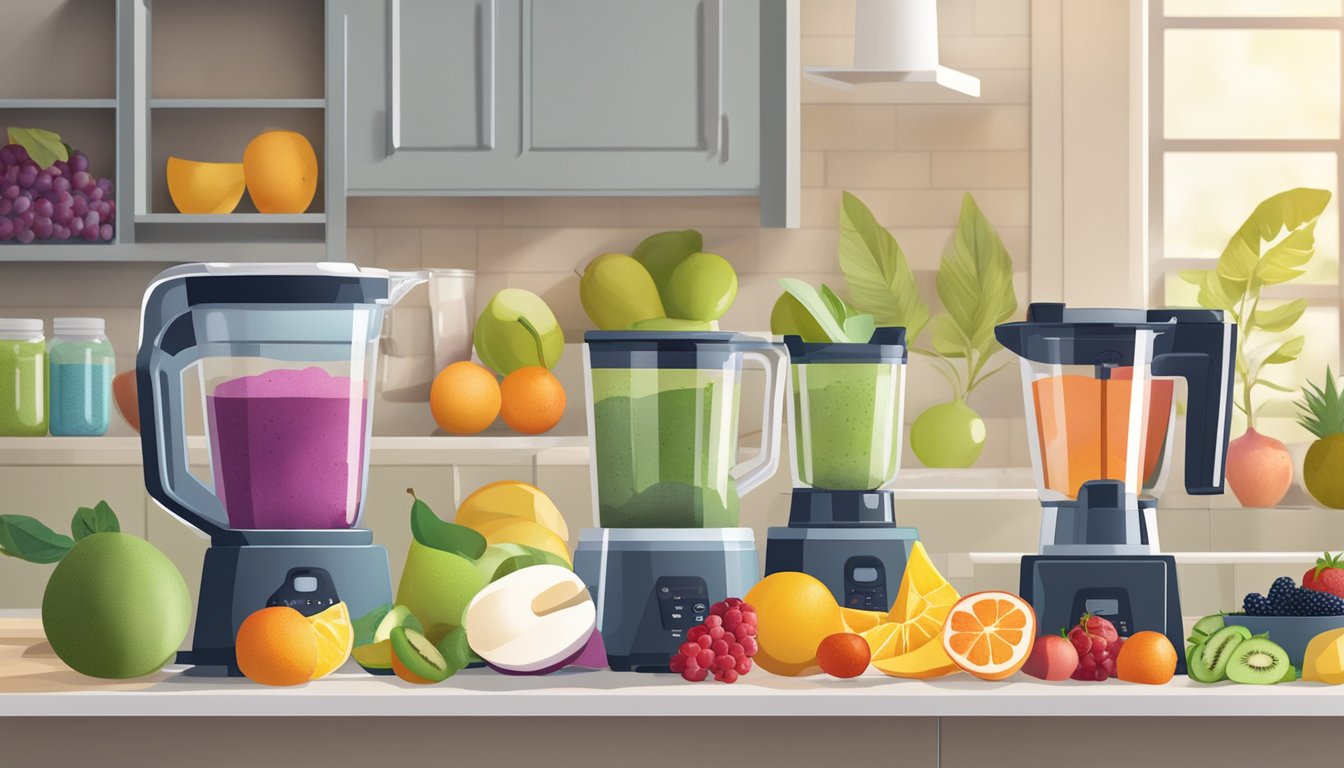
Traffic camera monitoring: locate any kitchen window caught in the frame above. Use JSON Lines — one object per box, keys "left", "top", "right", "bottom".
{"left": 1150, "top": 0, "right": 1344, "bottom": 440}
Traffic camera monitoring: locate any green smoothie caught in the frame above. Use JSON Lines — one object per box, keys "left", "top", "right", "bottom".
{"left": 592, "top": 374, "right": 742, "bottom": 528}
{"left": 792, "top": 363, "right": 901, "bottom": 490}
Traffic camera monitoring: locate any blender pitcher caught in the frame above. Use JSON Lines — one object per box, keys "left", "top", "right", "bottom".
{"left": 583, "top": 332, "right": 788, "bottom": 528}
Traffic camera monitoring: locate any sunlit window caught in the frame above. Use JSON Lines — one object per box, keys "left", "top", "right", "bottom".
{"left": 1151, "top": 1, "right": 1344, "bottom": 441}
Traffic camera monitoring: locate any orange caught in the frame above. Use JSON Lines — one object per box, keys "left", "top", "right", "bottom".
{"left": 872, "top": 633, "right": 961, "bottom": 679}
{"left": 745, "top": 572, "right": 843, "bottom": 675}
{"left": 1115, "top": 630, "right": 1178, "bottom": 685}
{"left": 166, "top": 157, "right": 245, "bottom": 214}
{"left": 235, "top": 606, "right": 319, "bottom": 686}
{"left": 430, "top": 361, "right": 501, "bottom": 434}
{"left": 816, "top": 633, "right": 871, "bottom": 678}
{"left": 839, "top": 607, "right": 886, "bottom": 634}
{"left": 498, "top": 366, "right": 566, "bottom": 434}
{"left": 242, "top": 130, "right": 319, "bottom": 213}
{"left": 941, "top": 591, "right": 1036, "bottom": 680}
{"left": 878, "top": 541, "right": 960, "bottom": 659}
{"left": 306, "top": 602, "right": 354, "bottom": 680}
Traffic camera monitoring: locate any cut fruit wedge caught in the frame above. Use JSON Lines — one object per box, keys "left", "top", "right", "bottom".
{"left": 860, "top": 622, "right": 900, "bottom": 659}
{"left": 166, "top": 156, "right": 246, "bottom": 214}
{"left": 941, "top": 591, "right": 1036, "bottom": 681}
{"left": 473, "top": 519, "right": 572, "bottom": 565}
{"left": 873, "top": 541, "right": 960, "bottom": 660}
{"left": 456, "top": 481, "right": 570, "bottom": 541}
{"left": 307, "top": 601, "right": 354, "bottom": 680}
{"left": 872, "top": 633, "right": 961, "bottom": 679}
{"left": 840, "top": 607, "right": 886, "bottom": 634}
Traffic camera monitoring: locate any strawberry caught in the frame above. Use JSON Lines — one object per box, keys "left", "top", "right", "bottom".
{"left": 1303, "top": 552, "right": 1344, "bottom": 600}
{"left": 1067, "top": 613, "right": 1122, "bottom": 681}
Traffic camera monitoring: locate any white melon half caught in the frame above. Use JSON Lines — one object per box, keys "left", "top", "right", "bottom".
{"left": 463, "top": 565, "right": 596, "bottom": 674}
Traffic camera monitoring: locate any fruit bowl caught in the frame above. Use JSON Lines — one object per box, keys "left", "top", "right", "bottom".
{"left": 1223, "top": 615, "right": 1344, "bottom": 668}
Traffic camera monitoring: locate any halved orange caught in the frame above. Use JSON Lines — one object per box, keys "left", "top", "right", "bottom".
{"left": 941, "top": 591, "right": 1036, "bottom": 680}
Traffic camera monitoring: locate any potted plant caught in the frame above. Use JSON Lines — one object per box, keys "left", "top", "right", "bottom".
{"left": 838, "top": 191, "right": 1018, "bottom": 467}
{"left": 1180, "top": 187, "right": 1331, "bottom": 507}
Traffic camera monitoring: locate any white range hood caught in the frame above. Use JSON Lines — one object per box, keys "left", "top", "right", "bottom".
{"left": 806, "top": 0, "right": 980, "bottom": 98}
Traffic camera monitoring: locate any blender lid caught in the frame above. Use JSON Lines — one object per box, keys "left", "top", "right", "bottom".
{"left": 585, "top": 330, "right": 780, "bottom": 369}
{"left": 784, "top": 326, "right": 907, "bottom": 364}
{"left": 145, "top": 262, "right": 393, "bottom": 307}
{"left": 995, "top": 302, "right": 1227, "bottom": 365}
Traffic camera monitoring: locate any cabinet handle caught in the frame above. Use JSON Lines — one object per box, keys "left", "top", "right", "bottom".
{"left": 388, "top": 0, "right": 402, "bottom": 154}
{"left": 719, "top": 114, "right": 729, "bottom": 163}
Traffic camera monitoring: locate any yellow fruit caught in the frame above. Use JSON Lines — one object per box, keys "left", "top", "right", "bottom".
{"left": 499, "top": 366, "right": 566, "bottom": 435}
{"left": 860, "top": 622, "right": 901, "bottom": 659}
{"left": 1303, "top": 627, "right": 1344, "bottom": 684}
{"left": 352, "top": 639, "right": 392, "bottom": 670}
{"left": 753, "top": 646, "right": 821, "bottom": 677}
{"left": 166, "top": 157, "right": 245, "bottom": 214}
{"left": 1304, "top": 434, "right": 1344, "bottom": 509}
{"left": 456, "top": 481, "right": 569, "bottom": 541}
{"left": 873, "top": 633, "right": 961, "bottom": 679}
{"left": 880, "top": 541, "right": 960, "bottom": 658}
{"left": 306, "top": 602, "right": 353, "bottom": 680}
{"left": 941, "top": 591, "right": 1036, "bottom": 681}
{"left": 840, "top": 607, "right": 886, "bottom": 634}
{"left": 235, "top": 606, "right": 319, "bottom": 686}
{"left": 472, "top": 519, "right": 571, "bottom": 565}
{"left": 430, "top": 361, "right": 501, "bottom": 435}
{"left": 242, "top": 130, "right": 318, "bottom": 213}
{"left": 744, "top": 572, "right": 843, "bottom": 674}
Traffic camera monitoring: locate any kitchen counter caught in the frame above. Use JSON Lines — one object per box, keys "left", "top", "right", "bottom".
{"left": 4, "top": 615, "right": 1343, "bottom": 718}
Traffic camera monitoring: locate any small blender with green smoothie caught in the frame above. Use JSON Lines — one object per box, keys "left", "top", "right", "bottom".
{"left": 574, "top": 331, "right": 787, "bottom": 672}
{"left": 764, "top": 327, "right": 920, "bottom": 611}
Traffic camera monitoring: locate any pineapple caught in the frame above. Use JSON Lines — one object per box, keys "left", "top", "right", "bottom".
{"left": 1297, "top": 366, "right": 1344, "bottom": 509}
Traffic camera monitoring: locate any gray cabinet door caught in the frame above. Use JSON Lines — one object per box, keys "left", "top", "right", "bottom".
{"left": 344, "top": 0, "right": 759, "bottom": 194}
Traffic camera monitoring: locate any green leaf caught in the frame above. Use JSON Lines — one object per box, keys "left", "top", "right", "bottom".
{"left": 1216, "top": 236, "right": 1258, "bottom": 283}
{"left": 1252, "top": 259, "right": 1306, "bottom": 286}
{"left": 842, "top": 313, "right": 876, "bottom": 345}
{"left": 6, "top": 127, "right": 68, "bottom": 169}
{"left": 407, "top": 489, "right": 486, "bottom": 560}
{"left": 1262, "top": 221, "right": 1317, "bottom": 269}
{"left": 1263, "top": 336, "right": 1306, "bottom": 366}
{"left": 933, "top": 193, "right": 1018, "bottom": 357}
{"left": 837, "top": 191, "right": 930, "bottom": 341}
{"left": 1250, "top": 299, "right": 1307, "bottom": 334}
{"left": 1226, "top": 187, "right": 1331, "bottom": 260}
{"left": 71, "top": 501, "right": 120, "bottom": 542}
{"left": 818, "top": 284, "right": 849, "bottom": 328}
{"left": 1257, "top": 379, "right": 1298, "bottom": 393}
{"left": 929, "top": 313, "right": 971, "bottom": 359}
{"left": 778, "top": 278, "right": 849, "bottom": 343}
{"left": 0, "top": 516, "right": 74, "bottom": 564}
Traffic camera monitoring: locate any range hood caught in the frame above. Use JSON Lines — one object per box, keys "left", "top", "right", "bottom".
{"left": 806, "top": 0, "right": 980, "bottom": 98}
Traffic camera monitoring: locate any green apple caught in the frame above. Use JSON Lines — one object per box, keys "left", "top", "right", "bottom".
{"left": 579, "top": 253, "right": 666, "bottom": 330}
{"left": 770, "top": 292, "right": 829, "bottom": 342}
{"left": 395, "top": 540, "right": 488, "bottom": 644}
{"left": 625, "top": 317, "right": 714, "bottom": 332}
{"left": 473, "top": 288, "right": 565, "bottom": 375}
{"left": 632, "top": 229, "right": 703, "bottom": 300}
{"left": 665, "top": 252, "right": 737, "bottom": 322}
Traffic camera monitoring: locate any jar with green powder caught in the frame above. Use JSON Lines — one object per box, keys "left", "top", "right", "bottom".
{"left": 0, "top": 319, "right": 48, "bottom": 436}
{"left": 48, "top": 317, "right": 114, "bottom": 436}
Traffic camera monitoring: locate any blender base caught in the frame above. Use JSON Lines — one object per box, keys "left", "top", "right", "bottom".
{"left": 765, "top": 526, "right": 918, "bottom": 610}
{"left": 1020, "top": 554, "right": 1185, "bottom": 675}
{"left": 177, "top": 531, "right": 391, "bottom": 676}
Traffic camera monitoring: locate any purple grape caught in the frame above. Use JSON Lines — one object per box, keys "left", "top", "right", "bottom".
{"left": 89, "top": 186, "right": 103, "bottom": 201}
{"left": 0, "top": 199, "right": 9, "bottom": 216}
{"left": 80, "top": 223, "right": 98, "bottom": 241}
{"left": 52, "top": 223, "right": 69, "bottom": 241}
{"left": 12, "top": 195, "right": 29, "bottom": 214}
{"left": 52, "top": 176, "right": 69, "bottom": 194}
{"left": 33, "top": 173, "right": 52, "bottom": 194}
{"left": 17, "top": 164, "right": 37, "bottom": 188}
{"left": 3, "top": 166, "right": 15, "bottom": 183}
{"left": 0, "top": 218, "right": 12, "bottom": 241}
{"left": 84, "top": 210, "right": 99, "bottom": 229}
{"left": 11, "top": 145, "right": 27, "bottom": 163}
{"left": 18, "top": 210, "right": 33, "bottom": 227}
{"left": 71, "top": 195, "right": 87, "bottom": 216}
{"left": 96, "top": 177, "right": 111, "bottom": 193}
{"left": 2, "top": 185, "right": 17, "bottom": 200}
{"left": 0, "top": 146, "right": 14, "bottom": 166}
{"left": 32, "top": 217, "right": 52, "bottom": 240}
{"left": 33, "top": 198, "right": 51, "bottom": 218}
{"left": 56, "top": 189, "right": 72, "bottom": 207}
{"left": 72, "top": 170, "right": 91, "bottom": 189}
{"left": 15, "top": 228, "right": 34, "bottom": 244}
{"left": 52, "top": 205, "right": 72, "bottom": 224}
{"left": 69, "top": 151, "right": 89, "bottom": 174}
{"left": 99, "top": 224, "right": 112, "bottom": 241}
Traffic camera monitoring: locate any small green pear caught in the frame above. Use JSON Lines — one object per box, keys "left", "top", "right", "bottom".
{"left": 579, "top": 253, "right": 666, "bottom": 330}
{"left": 665, "top": 252, "right": 738, "bottom": 322}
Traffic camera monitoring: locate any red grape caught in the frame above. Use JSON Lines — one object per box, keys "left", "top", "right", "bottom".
{"left": 696, "top": 649, "right": 715, "bottom": 669}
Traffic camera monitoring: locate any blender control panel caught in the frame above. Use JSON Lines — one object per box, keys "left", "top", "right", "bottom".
{"left": 1073, "top": 589, "right": 1134, "bottom": 637}
{"left": 267, "top": 567, "right": 340, "bottom": 618}
{"left": 844, "top": 556, "right": 888, "bottom": 610}
{"left": 655, "top": 576, "right": 709, "bottom": 639}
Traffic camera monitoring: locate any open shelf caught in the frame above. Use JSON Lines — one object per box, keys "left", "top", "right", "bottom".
{"left": 0, "top": 242, "right": 326, "bottom": 263}
{"left": 0, "top": 99, "right": 118, "bottom": 110}
{"left": 136, "top": 213, "right": 326, "bottom": 225}
{"left": 0, "top": 1, "right": 116, "bottom": 101}
{"left": 150, "top": 99, "right": 326, "bottom": 110}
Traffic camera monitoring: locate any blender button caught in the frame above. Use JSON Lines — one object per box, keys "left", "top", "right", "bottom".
{"left": 692, "top": 603, "right": 707, "bottom": 614}
{"left": 671, "top": 613, "right": 682, "bottom": 619}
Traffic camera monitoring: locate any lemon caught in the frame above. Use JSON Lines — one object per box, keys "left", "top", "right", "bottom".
{"left": 745, "top": 572, "right": 843, "bottom": 673}
{"left": 307, "top": 602, "right": 354, "bottom": 680}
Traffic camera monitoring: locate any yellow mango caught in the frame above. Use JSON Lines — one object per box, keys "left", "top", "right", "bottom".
{"left": 1303, "top": 627, "right": 1344, "bottom": 684}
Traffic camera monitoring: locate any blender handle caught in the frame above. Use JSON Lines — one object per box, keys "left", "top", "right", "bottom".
{"left": 732, "top": 344, "right": 789, "bottom": 495}
{"left": 1152, "top": 324, "right": 1236, "bottom": 495}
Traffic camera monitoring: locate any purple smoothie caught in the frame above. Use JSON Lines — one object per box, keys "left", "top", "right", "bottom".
{"left": 207, "top": 367, "right": 368, "bottom": 529}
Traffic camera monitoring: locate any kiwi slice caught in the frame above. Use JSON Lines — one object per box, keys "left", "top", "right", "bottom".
{"left": 1187, "top": 614, "right": 1226, "bottom": 647}
{"left": 1191, "top": 626, "right": 1251, "bottom": 682}
{"left": 391, "top": 626, "right": 451, "bottom": 683}
{"left": 1226, "top": 637, "right": 1291, "bottom": 685}
{"left": 1281, "top": 663, "right": 1298, "bottom": 683}
{"left": 352, "top": 639, "right": 394, "bottom": 674}
{"left": 374, "top": 605, "right": 423, "bottom": 643}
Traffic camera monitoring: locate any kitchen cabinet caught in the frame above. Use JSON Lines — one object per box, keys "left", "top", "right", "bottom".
{"left": 342, "top": 0, "right": 770, "bottom": 199}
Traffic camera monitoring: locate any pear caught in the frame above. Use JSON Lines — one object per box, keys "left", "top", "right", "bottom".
{"left": 579, "top": 253, "right": 665, "bottom": 330}
{"left": 665, "top": 252, "right": 738, "bottom": 322}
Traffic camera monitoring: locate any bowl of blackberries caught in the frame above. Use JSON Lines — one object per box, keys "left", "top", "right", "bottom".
{"left": 1223, "top": 554, "right": 1344, "bottom": 668}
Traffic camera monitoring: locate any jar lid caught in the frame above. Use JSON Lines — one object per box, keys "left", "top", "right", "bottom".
{"left": 53, "top": 317, "right": 105, "bottom": 334}
{"left": 0, "top": 319, "right": 43, "bottom": 335}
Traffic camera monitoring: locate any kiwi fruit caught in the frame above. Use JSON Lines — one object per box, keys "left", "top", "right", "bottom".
{"left": 390, "top": 626, "right": 451, "bottom": 684}
{"left": 1226, "top": 637, "right": 1291, "bottom": 684}
{"left": 1187, "top": 614, "right": 1226, "bottom": 647}
{"left": 1281, "top": 663, "right": 1298, "bottom": 683}
{"left": 1190, "top": 625, "right": 1252, "bottom": 682}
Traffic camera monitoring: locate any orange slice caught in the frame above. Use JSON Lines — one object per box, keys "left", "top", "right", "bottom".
{"left": 872, "top": 633, "right": 961, "bottom": 679}
{"left": 880, "top": 541, "right": 960, "bottom": 658}
{"left": 941, "top": 591, "right": 1037, "bottom": 680}
{"left": 840, "top": 607, "right": 886, "bottom": 634}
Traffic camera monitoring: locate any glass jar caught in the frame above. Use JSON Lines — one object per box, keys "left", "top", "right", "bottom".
{"left": 48, "top": 317, "right": 114, "bottom": 437}
{"left": 0, "top": 319, "right": 48, "bottom": 436}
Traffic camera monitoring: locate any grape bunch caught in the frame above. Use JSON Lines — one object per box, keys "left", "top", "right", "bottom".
{"left": 668, "top": 597, "right": 758, "bottom": 684}
{"left": 0, "top": 143, "right": 114, "bottom": 244}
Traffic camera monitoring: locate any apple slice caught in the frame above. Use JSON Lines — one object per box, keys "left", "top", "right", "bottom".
{"left": 463, "top": 565, "right": 596, "bottom": 674}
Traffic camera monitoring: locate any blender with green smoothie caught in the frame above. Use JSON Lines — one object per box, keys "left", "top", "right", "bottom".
{"left": 764, "top": 327, "right": 920, "bottom": 611}
{"left": 574, "top": 331, "right": 787, "bottom": 672}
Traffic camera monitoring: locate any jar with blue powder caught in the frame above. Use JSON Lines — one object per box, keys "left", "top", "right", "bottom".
{"left": 48, "top": 317, "right": 114, "bottom": 436}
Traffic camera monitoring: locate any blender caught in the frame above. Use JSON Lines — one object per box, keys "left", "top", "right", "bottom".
{"left": 765, "top": 327, "right": 917, "bottom": 610}
{"left": 136, "top": 262, "right": 424, "bottom": 675}
{"left": 573, "top": 331, "right": 787, "bottom": 672}
{"left": 996, "top": 303, "right": 1236, "bottom": 671}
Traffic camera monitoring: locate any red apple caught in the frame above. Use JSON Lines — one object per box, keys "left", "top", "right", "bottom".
{"left": 1022, "top": 634, "right": 1079, "bottom": 681}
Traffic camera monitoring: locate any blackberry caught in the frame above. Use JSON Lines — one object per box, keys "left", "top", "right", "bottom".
{"left": 1268, "top": 576, "right": 1298, "bottom": 613}
{"left": 1295, "top": 587, "right": 1344, "bottom": 616}
{"left": 1244, "top": 593, "right": 1274, "bottom": 616}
